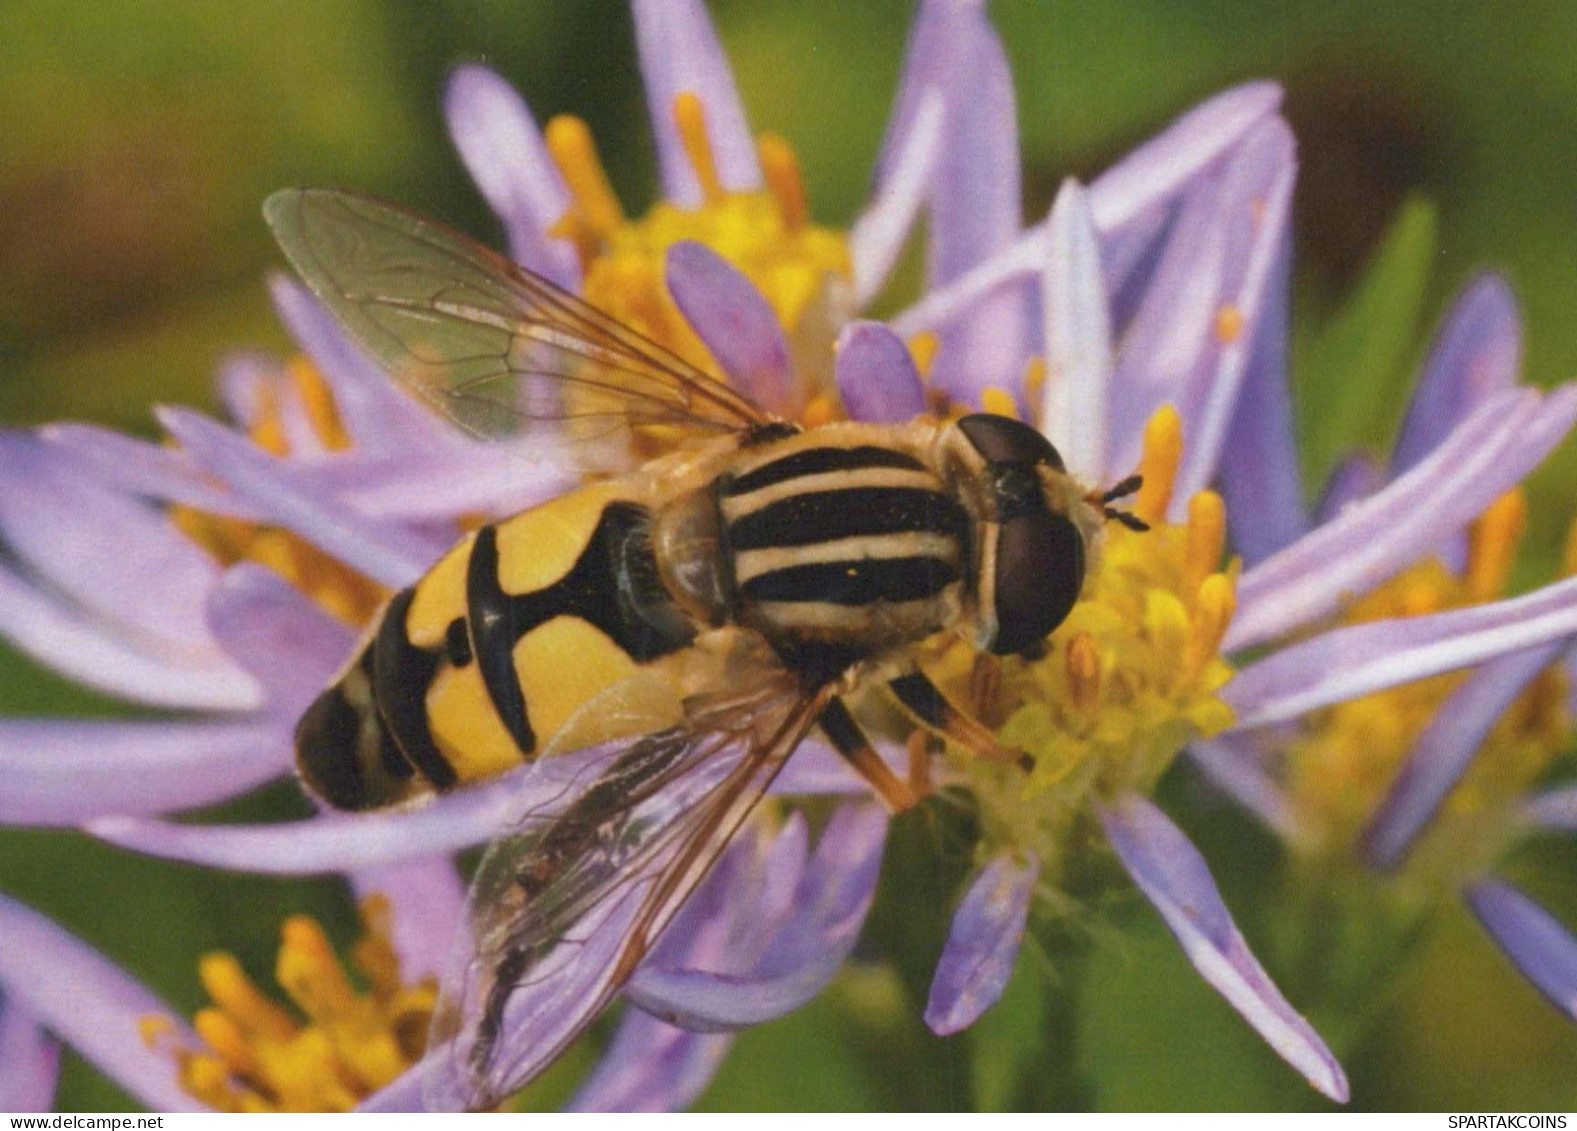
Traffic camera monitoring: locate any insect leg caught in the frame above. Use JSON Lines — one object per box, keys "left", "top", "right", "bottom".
{"left": 886, "top": 671, "right": 1034, "bottom": 773}
{"left": 816, "top": 699, "right": 920, "bottom": 812}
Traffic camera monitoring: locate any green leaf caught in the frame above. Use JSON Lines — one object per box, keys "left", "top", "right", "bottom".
{"left": 1296, "top": 197, "right": 1439, "bottom": 486}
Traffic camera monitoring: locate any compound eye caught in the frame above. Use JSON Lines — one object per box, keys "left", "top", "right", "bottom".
{"left": 990, "top": 507, "right": 1084, "bottom": 655}
{"left": 957, "top": 414, "right": 1066, "bottom": 471}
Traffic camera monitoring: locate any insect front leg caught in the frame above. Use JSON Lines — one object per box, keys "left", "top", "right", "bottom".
{"left": 815, "top": 698, "right": 921, "bottom": 812}
{"left": 886, "top": 670, "right": 1034, "bottom": 774}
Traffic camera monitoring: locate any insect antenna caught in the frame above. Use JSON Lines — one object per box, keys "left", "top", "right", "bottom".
{"left": 1092, "top": 474, "right": 1149, "bottom": 531}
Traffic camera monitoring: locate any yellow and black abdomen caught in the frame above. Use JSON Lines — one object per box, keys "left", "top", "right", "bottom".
{"left": 296, "top": 483, "right": 697, "bottom": 810}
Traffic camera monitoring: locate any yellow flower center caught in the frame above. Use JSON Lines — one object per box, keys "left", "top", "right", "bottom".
{"left": 147, "top": 897, "right": 435, "bottom": 1113}
{"left": 546, "top": 94, "right": 852, "bottom": 420}
{"left": 169, "top": 358, "right": 388, "bottom": 625}
{"left": 933, "top": 406, "right": 1239, "bottom": 877}
{"left": 1284, "top": 488, "right": 1573, "bottom": 867}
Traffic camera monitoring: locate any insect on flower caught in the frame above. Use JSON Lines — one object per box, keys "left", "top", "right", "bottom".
{"left": 266, "top": 187, "right": 1148, "bottom": 1109}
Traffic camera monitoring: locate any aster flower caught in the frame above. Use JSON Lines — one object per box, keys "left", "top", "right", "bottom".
{"left": 1189, "top": 271, "right": 1577, "bottom": 1029}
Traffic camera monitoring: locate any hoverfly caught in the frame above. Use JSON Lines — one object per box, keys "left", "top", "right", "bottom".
{"left": 266, "top": 188, "right": 1145, "bottom": 1109}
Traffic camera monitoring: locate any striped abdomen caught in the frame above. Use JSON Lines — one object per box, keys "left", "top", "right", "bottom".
{"left": 716, "top": 439, "right": 970, "bottom": 672}
{"left": 296, "top": 483, "right": 696, "bottom": 810}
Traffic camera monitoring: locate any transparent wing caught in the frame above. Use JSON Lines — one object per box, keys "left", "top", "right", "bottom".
{"left": 263, "top": 187, "right": 771, "bottom": 447}
{"left": 423, "top": 660, "right": 832, "bottom": 1112}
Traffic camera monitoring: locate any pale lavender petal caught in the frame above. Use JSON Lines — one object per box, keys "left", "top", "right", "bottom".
{"left": 888, "top": 237, "right": 1042, "bottom": 341}
{"left": 1465, "top": 878, "right": 1577, "bottom": 1021}
{"left": 1521, "top": 785, "right": 1577, "bottom": 833}
{"left": 631, "top": 0, "right": 760, "bottom": 206}
{"left": 268, "top": 276, "right": 445, "bottom": 452}
{"left": 0, "top": 893, "right": 204, "bottom": 1112}
{"left": 1040, "top": 179, "right": 1113, "bottom": 479}
{"left": 0, "top": 999, "right": 59, "bottom": 1112}
{"left": 0, "top": 563, "right": 261, "bottom": 712}
{"left": 350, "top": 859, "right": 468, "bottom": 983}
{"left": 444, "top": 65, "right": 579, "bottom": 288}
{"left": 769, "top": 735, "right": 906, "bottom": 796}
{"left": 1392, "top": 273, "right": 1522, "bottom": 476}
{"left": 835, "top": 321, "right": 926, "bottom": 423}
{"left": 1226, "top": 574, "right": 1577, "bottom": 729}
{"left": 1087, "top": 82, "right": 1284, "bottom": 237}
{"left": 1096, "top": 793, "right": 1349, "bottom": 1102}
{"left": 0, "top": 717, "right": 288, "bottom": 826}
{"left": 1186, "top": 736, "right": 1305, "bottom": 843}
{"left": 666, "top": 242, "right": 794, "bottom": 415}
{"left": 39, "top": 423, "right": 261, "bottom": 520}
{"left": 1362, "top": 640, "right": 1567, "bottom": 871}
{"left": 923, "top": 850, "right": 1038, "bottom": 1035}
{"left": 1213, "top": 203, "right": 1308, "bottom": 565}
{"left": 568, "top": 1010, "right": 731, "bottom": 1113}
{"left": 82, "top": 746, "right": 621, "bottom": 871}
{"left": 1313, "top": 452, "right": 1385, "bottom": 525}
{"left": 623, "top": 803, "right": 886, "bottom": 1031}
{"left": 205, "top": 563, "right": 355, "bottom": 713}
{"left": 216, "top": 351, "right": 274, "bottom": 428}
{"left": 849, "top": 87, "right": 944, "bottom": 307}
{"left": 1228, "top": 385, "right": 1577, "bottom": 651}
{"left": 0, "top": 432, "right": 227, "bottom": 652}
{"left": 156, "top": 406, "right": 439, "bottom": 588}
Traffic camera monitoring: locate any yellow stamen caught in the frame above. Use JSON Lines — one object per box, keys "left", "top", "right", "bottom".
{"left": 907, "top": 331, "right": 939, "bottom": 381}
{"left": 194, "top": 1008, "right": 260, "bottom": 1079}
{"left": 199, "top": 954, "right": 298, "bottom": 1042}
{"left": 1185, "top": 573, "right": 1236, "bottom": 680}
{"left": 801, "top": 393, "right": 839, "bottom": 429}
{"left": 288, "top": 358, "right": 351, "bottom": 452}
{"left": 674, "top": 92, "right": 724, "bottom": 204}
{"left": 1066, "top": 633, "right": 1103, "bottom": 717}
{"left": 277, "top": 917, "right": 360, "bottom": 1023}
{"left": 546, "top": 114, "right": 626, "bottom": 238}
{"left": 1022, "top": 357, "right": 1047, "bottom": 426}
{"left": 350, "top": 895, "right": 403, "bottom": 998}
{"left": 1465, "top": 488, "right": 1527, "bottom": 602}
{"left": 980, "top": 385, "right": 1019, "bottom": 420}
{"left": 1214, "top": 304, "right": 1245, "bottom": 345}
{"left": 1133, "top": 405, "right": 1183, "bottom": 525}
{"left": 1185, "top": 490, "right": 1227, "bottom": 598}
{"left": 758, "top": 132, "right": 808, "bottom": 231}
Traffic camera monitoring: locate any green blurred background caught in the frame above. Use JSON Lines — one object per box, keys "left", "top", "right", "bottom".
{"left": 2, "top": 0, "right": 1574, "bottom": 1111}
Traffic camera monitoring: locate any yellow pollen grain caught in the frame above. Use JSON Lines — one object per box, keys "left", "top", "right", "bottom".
{"left": 277, "top": 917, "right": 359, "bottom": 1023}
{"left": 1466, "top": 488, "right": 1527, "bottom": 602}
{"left": 980, "top": 386, "right": 1019, "bottom": 420}
{"left": 545, "top": 114, "right": 626, "bottom": 237}
{"left": 1066, "top": 633, "right": 1103, "bottom": 716}
{"left": 758, "top": 132, "right": 808, "bottom": 231}
{"left": 198, "top": 954, "right": 297, "bottom": 1042}
{"left": 801, "top": 393, "right": 839, "bottom": 428}
{"left": 1185, "top": 573, "right": 1236, "bottom": 679}
{"left": 908, "top": 331, "right": 939, "bottom": 380}
{"left": 1185, "top": 490, "right": 1227, "bottom": 596}
{"left": 674, "top": 91, "right": 724, "bottom": 204}
{"left": 1133, "top": 405, "right": 1183, "bottom": 525}
{"left": 1214, "top": 304, "right": 1245, "bottom": 345}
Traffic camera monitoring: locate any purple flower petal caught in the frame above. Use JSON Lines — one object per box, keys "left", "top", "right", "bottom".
{"left": 1465, "top": 878, "right": 1577, "bottom": 1021}
{"left": 1312, "top": 451, "right": 1386, "bottom": 525}
{"left": 1186, "top": 736, "right": 1305, "bottom": 843}
{"left": 1041, "top": 179, "right": 1114, "bottom": 479}
{"left": 0, "top": 563, "right": 261, "bottom": 713}
{"left": 0, "top": 716, "right": 287, "bottom": 827}
{"left": 1228, "top": 385, "right": 1577, "bottom": 651}
{"left": 0, "top": 999, "right": 59, "bottom": 1113}
{"left": 835, "top": 321, "right": 926, "bottom": 423}
{"left": 39, "top": 423, "right": 260, "bottom": 520}
{"left": 443, "top": 65, "right": 579, "bottom": 289}
{"left": 769, "top": 735, "right": 906, "bottom": 796}
{"left": 1225, "top": 573, "right": 1577, "bottom": 730}
{"left": 850, "top": 87, "right": 944, "bottom": 307}
{"left": 205, "top": 563, "right": 355, "bottom": 713}
{"left": 666, "top": 242, "right": 794, "bottom": 415}
{"left": 567, "top": 1009, "right": 732, "bottom": 1113}
{"left": 350, "top": 859, "right": 468, "bottom": 983}
{"left": 0, "top": 893, "right": 203, "bottom": 1112}
{"left": 623, "top": 803, "right": 887, "bottom": 1031}
{"left": 1391, "top": 273, "right": 1522, "bottom": 477}
{"left": 156, "top": 406, "right": 440, "bottom": 588}
{"left": 923, "top": 850, "right": 1039, "bottom": 1035}
{"left": 1362, "top": 640, "right": 1567, "bottom": 871}
{"left": 1519, "top": 785, "right": 1577, "bottom": 833}
{"left": 631, "top": 0, "right": 760, "bottom": 206}
{"left": 1096, "top": 792, "right": 1349, "bottom": 1102}
{"left": 1210, "top": 198, "right": 1307, "bottom": 566}
{"left": 1087, "top": 81, "right": 1284, "bottom": 238}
